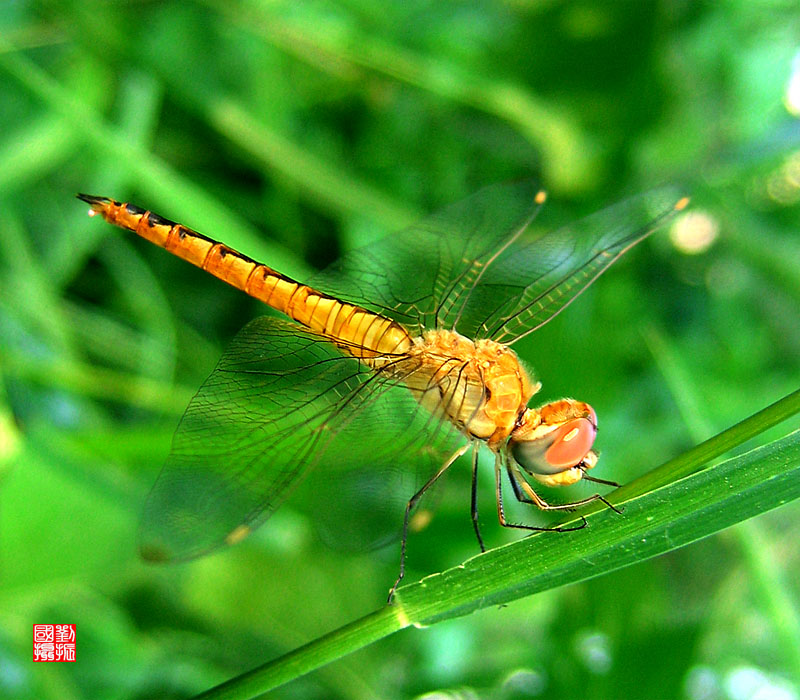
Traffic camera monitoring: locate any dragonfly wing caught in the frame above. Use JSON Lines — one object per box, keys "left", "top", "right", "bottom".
{"left": 308, "top": 181, "right": 547, "bottom": 337}
{"left": 465, "top": 186, "right": 687, "bottom": 344}
{"left": 139, "top": 315, "right": 462, "bottom": 561}
{"left": 307, "top": 183, "right": 684, "bottom": 343}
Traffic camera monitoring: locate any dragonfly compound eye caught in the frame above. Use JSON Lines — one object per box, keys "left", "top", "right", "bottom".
{"left": 511, "top": 412, "right": 597, "bottom": 477}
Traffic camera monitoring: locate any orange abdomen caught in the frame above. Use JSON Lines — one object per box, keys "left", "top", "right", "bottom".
{"left": 78, "top": 195, "right": 412, "bottom": 361}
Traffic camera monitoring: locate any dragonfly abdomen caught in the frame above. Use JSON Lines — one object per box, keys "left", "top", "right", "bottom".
{"left": 78, "top": 195, "right": 413, "bottom": 362}
{"left": 260, "top": 276, "right": 413, "bottom": 361}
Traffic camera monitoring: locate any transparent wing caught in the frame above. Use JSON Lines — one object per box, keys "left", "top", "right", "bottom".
{"left": 462, "top": 186, "right": 686, "bottom": 345}
{"left": 139, "top": 316, "right": 462, "bottom": 561}
{"left": 311, "top": 182, "right": 685, "bottom": 343}
{"left": 140, "top": 183, "right": 685, "bottom": 559}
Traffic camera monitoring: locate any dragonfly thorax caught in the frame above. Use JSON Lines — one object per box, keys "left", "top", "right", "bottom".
{"left": 404, "top": 329, "right": 539, "bottom": 445}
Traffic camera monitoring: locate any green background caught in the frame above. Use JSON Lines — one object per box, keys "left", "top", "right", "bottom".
{"left": 1, "top": 1, "right": 799, "bottom": 698}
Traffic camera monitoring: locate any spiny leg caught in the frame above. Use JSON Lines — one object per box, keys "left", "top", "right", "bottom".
{"left": 388, "top": 441, "right": 471, "bottom": 603}
{"left": 470, "top": 444, "right": 485, "bottom": 553}
{"left": 495, "top": 456, "right": 587, "bottom": 533}
{"left": 583, "top": 473, "right": 622, "bottom": 489}
{"left": 507, "top": 461, "right": 622, "bottom": 515}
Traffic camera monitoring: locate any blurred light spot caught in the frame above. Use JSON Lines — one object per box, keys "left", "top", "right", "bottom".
{"left": 262, "top": 508, "right": 312, "bottom": 552}
{"left": 670, "top": 210, "right": 720, "bottom": 254}
{"left": 0, "top": 409, "right": 22, "bottom": 466}
{"left": 421, "top": 623, "right": 474, "bottom": 683}
{"left": 574, "top": 630, "right": 612, "bottom": 674}
{"left": 724, "top": 666, "right": 798, "bottom": 700}
{"left": 502, "top": 668, "right": 546, "bottom": 696}
{"left": 416, "top": 690, "right": 479, "bottom": 700}
{"left": 684, "top": 665, "right": 722, "bottom": 700}
{"left": 766, "top": 151, "right": 800, "bottom": 206}
{"left": 784, "top": 151, "right": 800, "bottom": 187}
{"left": 410, "top": 507, "right": 434, "bottom": 533}
{"left": 767, "top": 174, "right": 800, "bottom": 205}
{"left": 784, "top": 50, "right": 800, "bottom": 116}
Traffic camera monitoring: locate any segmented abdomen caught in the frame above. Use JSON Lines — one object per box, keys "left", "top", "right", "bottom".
{"left": 77, "top": 195, "right": 412, "bottom": 362}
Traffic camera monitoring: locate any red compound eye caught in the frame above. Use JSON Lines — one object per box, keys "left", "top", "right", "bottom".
{"left": 510, "top": 406, "right": 597, "bottom": 476}
{"left": 542, "top": 416, "right": 597, "bottom": 470}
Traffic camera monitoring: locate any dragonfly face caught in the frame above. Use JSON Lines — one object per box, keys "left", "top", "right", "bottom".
{"left": 79, "top": 183, "right": 688, "bottom": 598}
{"left": 508, "top": 401, "right": 599, "bottom": 487}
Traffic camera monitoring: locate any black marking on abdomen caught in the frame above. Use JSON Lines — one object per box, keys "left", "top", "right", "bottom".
{"left": 125, "top": 203, "right": 146, "bottom": 215}
{"left": 146, "top": 212, "right": 175, "bottom": 227}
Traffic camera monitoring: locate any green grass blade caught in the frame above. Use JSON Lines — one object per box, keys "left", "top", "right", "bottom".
{"left": 193, "top": 608, "right": 401, "bottom": 700}
{"left": 0, "top": 346, "right": 193, "bottom": 415}
{"left": 192, "top": 388, "right": 800, "bottom": 699}
{"left": 202, "top": 0, "right": 597, "bottom": 193}
{"left": 0, "top": 116, "right": 78, "bottom": 194}
{"left": 645, "top": 324, "right": 800, "bottom": 679}
{"left": 594, "top": 386, "right": 800, "bottom": 505}
{"left": 0, "top": 40, "right": 304, "bottom": 277}
{"left": 206, "top": 99, "right": 421, "bottom": 231}
{"left": 398, "top": 430, "right": 800, "bottom": 624}
{"left": 54, "top": 3, "right": 421, "bottom": 234}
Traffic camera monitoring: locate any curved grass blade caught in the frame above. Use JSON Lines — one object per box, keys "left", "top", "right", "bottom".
{"left": 193, "top": 388, "right": 800, "bottom": 699}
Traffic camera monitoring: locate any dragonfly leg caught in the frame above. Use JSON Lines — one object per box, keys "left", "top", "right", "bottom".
{"left": 470, "top": 444, "right": 485, "bottom": 553}
{"left": 388, "top": 441, "right": 471, "bottom": 603}
{"left": 495, "top": 456, "right": 587, "bottom": 533}
{"left": 583, "top": 472, "right": 623, "bottom": 489}
{"left": 505, "top": 460, "right": 534, "bottom": 505}
{"left": 508, "top": 461, "right": 620, "bottom": 514}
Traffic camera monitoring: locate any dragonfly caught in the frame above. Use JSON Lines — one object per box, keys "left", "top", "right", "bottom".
{"left": 78, "top": 182, "right": 688, "bottom": 599}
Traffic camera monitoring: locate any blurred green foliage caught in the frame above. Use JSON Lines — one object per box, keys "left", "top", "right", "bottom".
{"left": 1, "top": 0, "right": 799, "bottom": 698}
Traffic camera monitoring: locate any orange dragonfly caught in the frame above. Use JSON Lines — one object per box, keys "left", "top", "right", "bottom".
{"left": 79, "top": 183, "right": 688, "bottom": 598}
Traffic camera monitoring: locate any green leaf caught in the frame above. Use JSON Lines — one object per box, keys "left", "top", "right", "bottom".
{"left": 192, "top": 388, "right": 800, "bottom": 699}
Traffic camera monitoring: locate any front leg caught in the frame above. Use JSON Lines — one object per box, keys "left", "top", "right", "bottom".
{"left": 494, "top": 454, "right": 586, "bottom": 533}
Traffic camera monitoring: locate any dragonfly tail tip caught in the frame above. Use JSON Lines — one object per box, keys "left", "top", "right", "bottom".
{"left": 77, "top": 193, "right": 112, "bottom": 217}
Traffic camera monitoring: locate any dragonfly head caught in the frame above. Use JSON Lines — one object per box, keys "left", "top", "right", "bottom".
{"left": 509, "top": 400, "right": 598, "bottom": 487}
